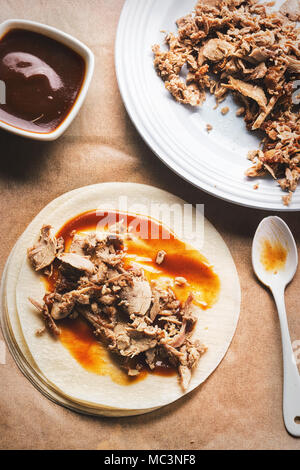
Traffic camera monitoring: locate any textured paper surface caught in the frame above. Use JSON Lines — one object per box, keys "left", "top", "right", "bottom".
{"left": 0, "top": 0, "right": 300, "bottom": 450}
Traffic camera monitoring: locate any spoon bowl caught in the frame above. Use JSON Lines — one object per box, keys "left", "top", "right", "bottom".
{"left": 252, "top": 216, "right": 298, "bottom": 289}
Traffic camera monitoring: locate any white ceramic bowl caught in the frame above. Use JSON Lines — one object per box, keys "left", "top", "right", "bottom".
{"left": 0, "top": 19, "right": 94, "bottom": 141}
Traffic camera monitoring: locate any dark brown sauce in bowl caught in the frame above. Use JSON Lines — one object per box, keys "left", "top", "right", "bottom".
{"left": 0, "top": 29, "right": 85, "bottom": 133}
{"left": 43, "top": 210, "right": 220, "bottom": 385}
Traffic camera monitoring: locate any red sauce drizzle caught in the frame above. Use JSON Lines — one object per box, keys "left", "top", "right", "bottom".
{"left": 43, "top": 210, "right": 220, "bottom": 385}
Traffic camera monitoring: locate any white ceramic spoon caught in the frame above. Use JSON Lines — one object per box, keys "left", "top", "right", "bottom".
{"left": 252, "top": 216, "right": 300, "bottom": 437}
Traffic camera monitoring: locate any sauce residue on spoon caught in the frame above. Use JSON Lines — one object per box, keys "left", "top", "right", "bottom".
{"left": 44, "top": 210, "right": 220, "bottom": 385}
{"left": 260, "top": 239, "right": 287, "bottom": 273}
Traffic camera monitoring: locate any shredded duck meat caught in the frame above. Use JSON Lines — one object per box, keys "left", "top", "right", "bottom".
{"left": 27, "top": 224, "right": 207, "bottom": 390}
{"left": 152, "top": 0, "right": 300, "bottom": 204}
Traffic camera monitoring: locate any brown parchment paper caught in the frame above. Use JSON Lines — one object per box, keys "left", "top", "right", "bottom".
{"left": 0, "top": 0, "right": 300, "bottom": 450}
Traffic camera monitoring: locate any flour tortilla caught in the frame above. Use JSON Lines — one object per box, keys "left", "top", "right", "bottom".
{"left": 1, "top": 256, "right": 150, "bottom": 417}
{"left": 1, "top": 187, "right": 144, "bottom": 416}
{"left": 6, "top": 183, "right": 240, "bottom": 413}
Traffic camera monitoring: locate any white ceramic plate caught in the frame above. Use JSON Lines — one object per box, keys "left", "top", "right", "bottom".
{"left": 115, "top": 0, "right": 298, "bottom": 211}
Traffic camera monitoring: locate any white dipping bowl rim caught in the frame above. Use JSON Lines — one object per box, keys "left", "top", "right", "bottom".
{"left": 0, "top": 19, "right": 94, "bottom": 141}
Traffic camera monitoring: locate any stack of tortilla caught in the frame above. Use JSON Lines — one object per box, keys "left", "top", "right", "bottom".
{"left": 0, "top": 183, "right": 241, "bottom": 416}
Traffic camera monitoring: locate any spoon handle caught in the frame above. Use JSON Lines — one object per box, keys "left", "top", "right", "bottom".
{"left": 272, "top": 287, "right": 300, "bottom": 437}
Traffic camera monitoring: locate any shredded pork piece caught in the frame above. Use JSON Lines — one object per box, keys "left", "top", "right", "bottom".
{"left": 27, "top": 225, "right": 64, "bottom": 271}
{"left": 221, "top": 106, "right": 229, "bottom": 115}
{"left": 152, "top": 0, "right": 300, "bottom": 204}
{"left": 27, "top": 224, "right": 207, "bottom": 390}
{"left": 174, "top": 276, "right": 188, "bottom": 286}
{"left": 280, "top": 0, "right": 300, "bottom": 22}
{"left": 155, "top": 250, "right": 166, "bottom": 265}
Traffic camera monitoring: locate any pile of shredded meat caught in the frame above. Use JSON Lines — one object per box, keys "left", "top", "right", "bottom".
{"left": 27, "top": 224, "right": 206, "bottom": 390}
{"left": 152, "top": 0, "right": 300, "bottom": 205}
